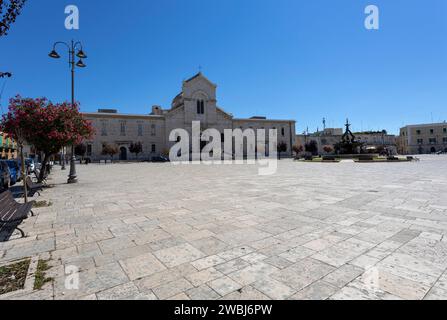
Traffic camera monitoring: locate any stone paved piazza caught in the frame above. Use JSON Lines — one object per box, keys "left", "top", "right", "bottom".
{"left": 1, "top": 155, "right": 447, "bottom": 300}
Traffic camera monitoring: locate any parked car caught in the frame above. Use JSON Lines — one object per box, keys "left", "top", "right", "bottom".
{"left": 25, "top": 158, "right": 36, "bottom": 173}
{"left": 34, "top": 161, "right": 42, "bottom": 171}
{"left": 0, "top": 161, "right": 11, "bottom": 189}
{"left": 4, "top": 159, "right": 21, "bottom": 185}
{"left": 18, "top": 158, "right": 36, "bottom": 175}
{"left": 151, "top": 156, "right": 170, "bottom": 163}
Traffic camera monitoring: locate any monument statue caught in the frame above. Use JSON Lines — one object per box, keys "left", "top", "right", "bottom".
{"left": 334, "top": 119, "right": 364, "bottom": 154}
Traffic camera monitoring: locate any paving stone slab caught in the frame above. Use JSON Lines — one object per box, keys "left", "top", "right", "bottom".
{"left": 153, "top": 243, "right": 206, "bottom": 268}
{"left": 289, "top": 280, "right": 338, "bottom": 300}
{"left": 119, "top": 253, "right": 166, "bottom": 280}
{"left": 5, "top": 156, "right": 447, "bottom": 300}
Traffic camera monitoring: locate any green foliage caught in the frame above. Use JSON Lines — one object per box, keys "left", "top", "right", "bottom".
{"left": 277, "top": 142, "right": 287, "bottom": 159}
{"left": 305, "top": 140, "right": 318, "bottom": 155}
{"left": 34, "top": 259, "right": 53, "bottom": 290}
{"left": 0, "top": 259, "right": 30, "bottom": 295}
{"left": 101, "top": 143, "right": 119, "bottom": 161}
{"left": 129, "top": 142, "right": 143, "bottom": 158}
{"left": 0, "top": 0, "right": 27, "bottom": 37}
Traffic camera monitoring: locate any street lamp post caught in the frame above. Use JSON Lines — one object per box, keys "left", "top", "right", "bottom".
{"left": 49, "top": 40, "right": 87, "bottom": 184}
{"left": 61, "top": 147, "right": 66, "bottom": 170}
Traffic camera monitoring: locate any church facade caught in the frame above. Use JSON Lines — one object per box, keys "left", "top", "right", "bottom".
{"left": 82, "top": 73, "right": 296, "bottom": 161}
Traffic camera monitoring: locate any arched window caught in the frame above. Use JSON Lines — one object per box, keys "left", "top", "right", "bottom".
{"left": 197, "top": 100, "right": 205, "bottom": 114}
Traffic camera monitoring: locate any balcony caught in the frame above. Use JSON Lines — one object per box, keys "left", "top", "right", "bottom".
{"left": 0, "top": 137, "right": 16, "bottom": 150}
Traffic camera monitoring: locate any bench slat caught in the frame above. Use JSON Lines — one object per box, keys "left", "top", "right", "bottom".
{"left": 0, "top": 191, "right": 33, "bottom": 222}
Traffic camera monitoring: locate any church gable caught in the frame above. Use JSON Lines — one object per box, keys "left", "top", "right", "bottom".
{"left": 184, "top": 72, "right": 217, "bottom": 87}
{"left": 182, "top": 72, "right": 217, "bottom": 101}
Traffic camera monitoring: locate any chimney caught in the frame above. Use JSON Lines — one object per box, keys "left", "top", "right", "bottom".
{"left": 98, "top": 109, "right": 117, "bottom": 114}
{"left": 151, "top": 105, "right": 162, "bottom": 115}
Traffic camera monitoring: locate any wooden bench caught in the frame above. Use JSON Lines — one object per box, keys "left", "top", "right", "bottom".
{"left": 33, "top": 168, "right": 48, "bottom": 184}
{"left": 0, "top": 190, "right": 35, "bottom": 238}
{"left": 26, "top": 176, "right": 44, "bottom": 196}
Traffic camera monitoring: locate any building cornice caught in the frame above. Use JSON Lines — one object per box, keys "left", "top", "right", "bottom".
{"left": 82, "top": 113, "right": 165, "bottom": 120}
{"left": 402, "top": 122, "right": 447, "bottom": 129}
{"left": 233, "top": 118, "right": 296, "bottom": 124}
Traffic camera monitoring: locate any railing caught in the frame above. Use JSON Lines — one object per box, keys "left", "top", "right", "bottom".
{"left": 0, "top": 138, "right": 15, "bottom": 149}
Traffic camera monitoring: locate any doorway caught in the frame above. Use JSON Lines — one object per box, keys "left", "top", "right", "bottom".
{"left": 120, "top": 147, "right": 127, "bottom": 160}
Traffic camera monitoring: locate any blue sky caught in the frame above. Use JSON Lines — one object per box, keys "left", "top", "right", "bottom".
{"left": 1, "top": 0, "right": 446, "bottom": 134}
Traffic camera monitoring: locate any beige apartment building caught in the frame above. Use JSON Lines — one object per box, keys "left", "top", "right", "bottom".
{"left": 355, "top": 132, "right": 397, "bottom": 154}
{"left": 0, "top": 132, "right": 17, "bottom": 160}
{"left": 83, "top": 73, "right": 296, "bottom": 161}
{"left": 398, "top": 122, "right": 447, "bottom": 154}
{"left": 296, "top": 128, "right": 343, "bottom": 155}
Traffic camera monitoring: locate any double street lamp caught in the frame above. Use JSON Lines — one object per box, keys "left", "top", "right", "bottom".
{"left": 48, "top": 40, "right": 87, "bottom": 184}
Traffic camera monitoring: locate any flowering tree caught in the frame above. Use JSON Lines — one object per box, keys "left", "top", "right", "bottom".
{"left": 323, "top": 145, "right": 334, "bottom": 154}
{"left": 0, "top": 96, "right": 94, "bottom": 182}
{"left": 101, "top": 143, "right": 119, "bottom": 163}
{"left": 292, "top": 144, "right": 304, "bottom": 158}
{"left": 0, "top": 100, "right": 28, "bottom": 200}
{"left": 129, "top": 142, "right": 143, "bottom": 160}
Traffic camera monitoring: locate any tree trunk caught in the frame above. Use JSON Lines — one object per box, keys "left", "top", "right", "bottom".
{"left": 38, "top": 153, "right": 50, "bottom": 183}
{"left": 20, "top": 145, "right": 28, "bottom": 203}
